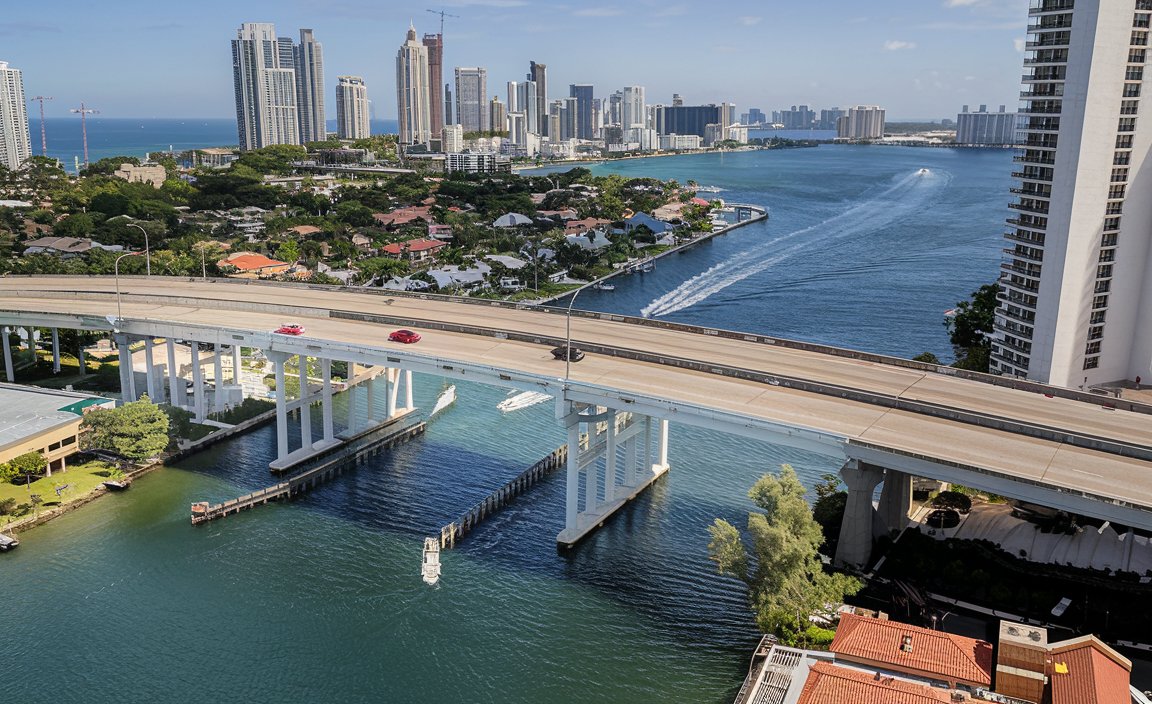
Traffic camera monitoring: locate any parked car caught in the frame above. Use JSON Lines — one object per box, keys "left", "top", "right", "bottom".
{"left": 551, "top": 346, "right": 585, "bottom": 362}
{"left": 274, "top": 324, "right": 305, "bottom": 335}
{"left": 388, "top": 329, "right": 422, "bottom": 344}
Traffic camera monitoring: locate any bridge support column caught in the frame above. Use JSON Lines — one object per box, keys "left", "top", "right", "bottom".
{"left": 51, "top": 328, "right": 60, "bottom": 374}
{"left": 298, "top": 355, "right": 312, "bottom": 450}
{"left": 366, "top": 373, "right": 376, "bottom": 424}
{"left": 166, "top": 339, "right": 183, "bottom": 408}
{"left": 191, "top": 344, "right": 206, "bottom": 422}
{"left": 876, "top": 469, "right": 913, "bottom": 538}
{"left": 558, "top": 402, "right": 669, "bottom": 548}
{"left": 2, "top": 327, "right": 13, "bottom": 382}
{"left": 143, "top": 338, "right": 156, "bottom": 400}
{"left": 387, "top": 368, "right": 398, "bottom": 418}
{"left": 834, "top": 460, "right": 884, "bottom": 569}
{"left": 404, "top": 370, "right": 414, "bottom": 412}
{"left": 213, "top": 344, "right": 225, "bottom": 414}
{"left": 271, "top": 352, "right": 290, "bottom": 463}
{"left": 320, "top": 358, "right": 334, "bottom": 443}
{"left": 231, "top": 345, "right": 242, "bottom": 385}
{"left": 115, "top": 334, "right": 136, "bottom": 403}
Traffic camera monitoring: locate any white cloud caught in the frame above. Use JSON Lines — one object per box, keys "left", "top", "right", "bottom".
{"left": 738, "top": 16, "right": 763, "bottom": 26}
{"left": 573, "top": 7, "right": 624, "bottom": 16}
{"left": 884, "top": 40, "right": 917, "bottom": 51}
{"left": 1014, "top": 37, "right": 1027, "bottom": 52}
{"left": 945, "top": 0, "right": 983, "bottom": 6}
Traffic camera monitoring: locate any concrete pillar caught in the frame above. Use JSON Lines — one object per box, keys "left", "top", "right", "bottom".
{"left": 192, "top": 345, "right": 205, "bottom": 421}
{"left": 387, "top": 368, "right": 398, "bottom": 418}
{"left": 366, "top": 374, "right": 376, "bottom": 423}
{"left": 623, "top": 436, "right": 638, "bottom": 487}
{"left": 273, "top": 353, "right": 289, "bottom": 461}
{"left": 2, "top": 327, "right": 13, "bottom": 383}
{"left": 166, "top": 339, "right": 180, "bottom": 407}
{"left": 51, "top": 328, "right": 60, "bottom": 374}
{"left": 656, "top": 418, "right": 669, "bottom": 469}
{"left": 298, "top": 355, "right": 312, "bottom": 449}
{"left": 144, "top": 338, "right": 156, "bottom": 400}
{"left": 404, "top": 370, "right": 414, "bottom": 411}
{"left": 565, "top": 420, "right": 580, "bottom": 532}
{"left": 643, "top": 416, "right": 653, "bottom": 474}
{"left": 213, "top": 344, "right": 225, "bottom": 413}
{"left": 115, "top": 334, "right": 134, "bottom": 402}
{"left": 604, "top": 409, "right": 618, "bottom": 504}
{"left": 321, "top": 358, "right": 334, "bottom": 442}
{"left": 348, "top": 383, "right": 360, "bottom": 434}
{"left": 877, "top": 469, "right": 914, "bottom": 537}
{"left": 78, "top": 347, "right": 86, "bottom": 377}
{"left": 25, "top": 327, "right": 35, "bottom": 363}
{"left": 232, "top": 346, "right": 241, "bottom": 384}
{"left": 835, "top": 461, "right": 885, "bottom": 568}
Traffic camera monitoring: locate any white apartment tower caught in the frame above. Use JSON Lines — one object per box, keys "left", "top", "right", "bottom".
{"left": 0, "top": 61, "right": 31, "bottom": 170}
{"left": 622, "top": 85, "right": 646, "bottom": 133}
{"left": 232, "top": 23, "right": 300, "bottom": 150}
{"left": 455, "top": 67, "right": 489, "bottom": 133}
{"left": 294, "top": 29, "right": 326, "bottom": 143}
{"left": 335, "top": 76, "right": 370, "bottom": 140}
{"left": 395, "top": 25, "right": 431, "bottom": 145}
{"left": 992, "top": 0, "right": 1152, "bottom": 387}
{"left": 837, "top": 105, "right": 885, "bottom": 140}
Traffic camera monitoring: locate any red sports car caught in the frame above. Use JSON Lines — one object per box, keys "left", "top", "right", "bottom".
{"left": 388, "top": 329, "right": 421, "bottom": 344}
{"left": 274, "top": 324, "right": 305, "bottom": 335}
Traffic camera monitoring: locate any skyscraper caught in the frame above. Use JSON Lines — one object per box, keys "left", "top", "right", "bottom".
{"left": 455, "top": 67, "right": 488, "bottom": 132}
{"left": 489, "top": 96, "right": 506, "bottom": 135}
{"left": 528, "top": 61, "right": 548, "bottom": 137}
{"left": 395, "top": 25, "right": 431, "bottom": 145}
{"left": 335, "top": 76, "right": 370, "bottom": 140}
{"left": 622, "top": 85, "right": 646, "bottom": 132}
{"left": 294, "top": 29, "right": 325, "bottom": 143}
{"left": 444, "top": 84, "right": 453, "bottom": 125}
{"left": 422, "top": 33, "right": 444, "bottom": 137}
{"left": 232, "top": 23, "right": 299, "bottom": 150}
{"left": 0, "top": 61, "right": 30, "bottom": 171}
{"left": 836, "top": 106, "right": 885, "bottom": 139}
{"left": 517, "top": 80, "right": 538, "bottom": 135}
{"left": 569, "top": 84, "right": 594, "bottom": 140}
{"left": 956, "top": 105, "right": 1018, "bottom": 146}
{"left": 992, "top": 0, "right": 1152, "bottom": 387}
{"left": 507, "top": 81, "right": 521, "bottom": 115}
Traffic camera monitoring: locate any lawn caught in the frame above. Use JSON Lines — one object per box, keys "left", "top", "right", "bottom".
{"left": 0, "top": 460, "right": 119, "bottom": 528}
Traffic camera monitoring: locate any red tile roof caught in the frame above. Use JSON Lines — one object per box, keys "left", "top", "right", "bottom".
{"left": 796, "top": 662, "right": 955, "bottom": 704}
{"left": 380, "top": 239, "right": 446, "bottom": 255}
{"left": 831, "top": 613, "right": 993, "bottom": 686}
{"left": 217, "top": 252, "right": 289, "bottom": 272}
{"left": 1049, "top": 636, "right": 1132, "bottom": 704}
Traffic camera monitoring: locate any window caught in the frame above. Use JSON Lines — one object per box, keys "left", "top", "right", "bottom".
{"left": 1089, "top": 325, "right": 1105, "bottom": 339}
{"left": 1112, "top": 168, "right": 1130, "bottom": 181}
{"left": 1109, "top": 185, "right": 1127, "bottom": 198}
{"left": 1117, "top": 134, "right": 1134, "bottom": 148}
{"left": 1121, "top": 99, "right": 1141, "bottom": 114}
{"left": 1104, "top": 216, "right": 1121, "bottom": 230}
{"left": 1114, "top": 151, "right": 1131, "bottom": 165}
{"left": 1093, "top": 295, "right": 1109, "bottom": 308}
{"left": 1098, "top": 264, "right": 1114, "bottom": 278}
{"left": 1126, "top": 66, "right": 1145, "bottom": 80}
{"left": 1135, "top": 30, "right": 1150, "bottom": 44}
{"left": 1090, "top": 310, "right": 1107, "bottom": 324}
{"left": 1106, "top": 202, "right": 1124, "bottom": 214}
{"left": 1100, "top": 250, "right": 1116, "bottom": 262}
{"left": 1129, "top": 48, "right": 1147, "bottom": 63}
{"left": 1118, "top": 117, "right": 1137, "bottom": 131}
{"left": 1138, "top": 13, "right": 1152, "bottom": 29}
{"left": 1094, "top": 280, "right": 1111, "bottom": 293}
{"left": 1124, "top": 83, "right": 1143, "bottom": 97}
{"left": 1102, "top": 233, "right": 1118, "bottom": 246}
{"left": 1084, "top": 356, "right": 1100, "bottom": 369}
{"left": 1086, "top": 341, "right": 1102, "bottom": 355}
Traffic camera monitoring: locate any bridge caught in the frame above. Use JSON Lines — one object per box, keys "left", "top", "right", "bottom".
{"left": 1, "top": 276, "right": 1151, "bottom": 565}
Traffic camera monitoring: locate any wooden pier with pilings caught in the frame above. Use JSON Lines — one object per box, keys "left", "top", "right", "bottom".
{"left": 191, "top": 419, "right": 427, "bottom": 525}
{"left": 437, "top": 445, "right": 569, "bottom": 548}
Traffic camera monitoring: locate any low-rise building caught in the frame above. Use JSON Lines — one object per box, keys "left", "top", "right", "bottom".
{"left": 0, "top": 384, "right": 114, "bottom": 474}
{"left": 113, "top": 163, "right": 167, "bottom": 188}
{"left": 380, "top": 238, "right": 446, "bottom": 263}
{"left": 216, "top": 251, "right": 292, "bottom": 277}
{"left": 22, "top": 236, "right": 122, "bottom": 257}
{"left": 659, "top": 134, "right": 702, "bottom": 151}
{"left": 445, "top": 152, "right": 512, "bottom": 174}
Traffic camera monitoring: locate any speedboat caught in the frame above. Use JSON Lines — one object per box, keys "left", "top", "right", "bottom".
{"left": 917, "top": 168, "right": 930, "bottom": 175}
{"left": 592, "top": 281, "right": 616, "bottom": 291}
{"left": 498, "top": 391, "right": 552, "bottom": 412}
{"left": 422, "top": 537, "right": 441, "bottom": 586}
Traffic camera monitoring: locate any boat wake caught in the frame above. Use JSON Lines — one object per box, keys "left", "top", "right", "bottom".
{"left": 497, "top": 390, "right": 551, "bottom": 413}
{"left": 641, "top": 169, "right": 949, "bottom": 318}
{"left": 429, "top": 385, "right": 457, "bottom": 418}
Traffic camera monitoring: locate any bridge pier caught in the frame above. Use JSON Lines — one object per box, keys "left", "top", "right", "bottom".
{"left": 835, "top": 462, "right": 916, "bottom": 569}
{"left": 3, "top": 326, "right": 13, "bottom": 382}
{"left": 115, "top": 333, "right": 136, "bottom": 403}
{"left": 558, "top": 401, "right": 669, "bottom": 548}
{"left": 51, "top": 327, "right": 59, "bottom": 374}
{"left": 165, "top": 338, "right": 185, "bottom": 408}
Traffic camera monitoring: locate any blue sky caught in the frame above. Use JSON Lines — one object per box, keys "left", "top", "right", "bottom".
{"left": 4, "top": 0, "right": 1029, "bottom": 120}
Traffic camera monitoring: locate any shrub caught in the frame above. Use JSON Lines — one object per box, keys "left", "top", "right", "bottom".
{"left": 0, "top": 497, "right": 16, "bottom": 515}
{"left": 932, "top": 491, "right": 973, "bottom": 514}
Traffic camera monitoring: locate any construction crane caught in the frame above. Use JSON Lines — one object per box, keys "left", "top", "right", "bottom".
{"left": 425, "top": 8, "right": 460, "bottom": 35}
{"left": 28, "top": 96, "right": 52, "bottom": 156}
{"left": 69, "top": 102, "right": 99, "bottom": 169}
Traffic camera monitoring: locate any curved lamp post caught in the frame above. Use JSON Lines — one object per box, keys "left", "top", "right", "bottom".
{"left": 564, "top": 285, "right": 584, "bottom": 390}
{"left": 114, "top": 250, "right": 144, "bottom": 324}
{"left": 126, "top": 223, "right": 151, "bottom": 275}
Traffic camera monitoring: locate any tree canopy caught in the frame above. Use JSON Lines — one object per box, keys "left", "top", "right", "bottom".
{"left": 708, "top": 464, "right": 861, "bottom": 647}
{"left": 81, "top": 397, "right": 170, "bottom": 460}
{"left": 946, "top": 283, "right": 1000, "bottom": 372}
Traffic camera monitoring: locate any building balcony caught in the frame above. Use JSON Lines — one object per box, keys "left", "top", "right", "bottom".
{"left": 1008, "top": 201, "right": 1050, "bottom": 214}
{"left": 1004, "top": 247, "right": 1044, "bottom": 262}
{"left": 1019, "top": 137, "right": 1059, "bottom": 149}
{"left": 1001, "top": 260, "right": 1042, "bottom": 276}
{"left": 1027, "top": 20, "right": 1074, "bottom": 32}
{"left": 1014, "top": 152, "right": 1056, "bottom": 165}
{"left": 1028, "top": 0, "right": 1074, "bottom": 14}
{"left": 1011, "top": 171, "right": 1053, "bottom": 182}
{"left": 1023, "top": 56, "right": 1068, "bottom": 66}
{"left": 1021, "top": 85, "right": 1065, "bottom": 98}
{"left": 996, "top": 320, "right": 1035, "bottom": 340}
{"left": 1020, "top": 104, "right": 1062, "bottom": 114}
{"left": 991, "top": 351, "right": 1030, "bottom": 373}
{"left": 996, "top": 333, "right": 1034, "bottom": 354}
{"left": 1010, "top": 187, "right": 1052, "bottom": 198}
{"left": 1000, "top": 273, "right": 1041, "bottom": 293}
{"left": 997, "top": 306, "right": 1037, "bottom": 326}
{"left": 1004, "top": 231, "right": 1047, "bottom": 246}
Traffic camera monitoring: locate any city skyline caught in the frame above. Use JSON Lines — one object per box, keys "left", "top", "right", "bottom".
{"left": 4, "top": 0, "right": 1028, "bottom": 120}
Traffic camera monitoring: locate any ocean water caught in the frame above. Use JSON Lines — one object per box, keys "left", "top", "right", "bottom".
{"left": 0, "top": 142, "right": 1014, "bottom": 702}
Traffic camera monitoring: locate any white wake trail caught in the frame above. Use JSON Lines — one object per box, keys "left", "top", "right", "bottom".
{"left": 641, "top": 170, "right": 947, "bottom": 318}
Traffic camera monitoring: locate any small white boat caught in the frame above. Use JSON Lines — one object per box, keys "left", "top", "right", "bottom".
{"left": 430, "top": 385, "right": 457, "bottom": 417}
{"left": 694, "top": 185, "right": 724, "bottom": 193}
{"left": 422, "top": 537, "right": 441, "bottom": 586}
{"left": 498, "top": 390, "right": 552, "bottom": 413}
{"left": 918, "top": 168, "right": 930, "bottom": 175}
{"left": 592, "top": 281, "right": 616, "bottom": 291}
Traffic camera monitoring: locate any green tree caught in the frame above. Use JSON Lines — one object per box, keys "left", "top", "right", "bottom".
{"left": 708, "top": 464, "right": 861, "bottom": 647}
{"left": 7, "top": 451, "right": 46, "bottom": 483}
{"left": 275, "top": 239, "right": 300, "bottom": 264}
{"left": 81, "top": 397, "right": 170, "bottom": 460}
{"left": 912, "top": 351, "right": 941, "bottom": 365}
{"left": 946, "top": 283, "right": 1000, "bottom": 372}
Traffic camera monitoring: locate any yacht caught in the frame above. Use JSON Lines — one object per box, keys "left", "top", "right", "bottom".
{"left": 498, "top": 391, "right": 552, "bottom": 413}
{"left": 422, "top": 537, "right": 441, "bottom": 586}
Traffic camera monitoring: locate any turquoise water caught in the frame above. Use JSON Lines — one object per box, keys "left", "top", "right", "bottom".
{"left": 0, "top": 144, "right": 1013, "bottom": 702}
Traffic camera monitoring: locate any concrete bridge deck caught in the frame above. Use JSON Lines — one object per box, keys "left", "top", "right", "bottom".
{"left": 2, "top": 277, "right": 1151, "bottom": 528}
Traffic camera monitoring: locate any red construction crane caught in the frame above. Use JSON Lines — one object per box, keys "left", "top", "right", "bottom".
{"left": 28, "top": 96, "right": 52, "bottom": 156}
{"left": 69, "top": 102, "right": 99, "bottom": 168}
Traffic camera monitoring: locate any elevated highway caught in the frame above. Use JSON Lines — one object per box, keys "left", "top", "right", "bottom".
{"left": 1, "top": 277, "right": 1150, "bottom": 561}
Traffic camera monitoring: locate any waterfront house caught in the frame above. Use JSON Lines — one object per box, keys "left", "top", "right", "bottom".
{"left": 373, "top": 206, "right": 434, "bottom": 228}
{"left": 351, "top": 233, "right": 375, "bottom": 253}
{"left": 22, "top": 237, "right": 122, "bottom": 258}
{"left": 380, "top": 239, "right": 446, "bottom": 264}
{"left": 216, "top": 251, "right": 292, "bottom": 278}
{"left": 623, "top": 212, "right": 672, "bottom": 235}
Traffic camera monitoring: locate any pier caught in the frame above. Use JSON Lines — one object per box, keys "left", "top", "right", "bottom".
{"left": 191, "top": 418, "right": 426, "bottom": 525}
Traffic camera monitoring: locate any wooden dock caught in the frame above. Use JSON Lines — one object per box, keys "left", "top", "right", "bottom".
{"left": 191, "top": 420, "right": 427, "bottom": 525}
{"left": 437, "top": 445, "right": 569, "bottom": 548}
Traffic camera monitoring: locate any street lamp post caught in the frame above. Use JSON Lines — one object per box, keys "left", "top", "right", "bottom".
{"left": 114, "top": 251, "right": 143, "bottom": 323}
{"left": 564, "top": 286, "right": 584, "bottom": 388}
{"left": 126, "top": 223, "right": 151, "bottom": 275}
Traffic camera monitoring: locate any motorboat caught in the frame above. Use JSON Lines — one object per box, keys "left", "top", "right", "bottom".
{"left": 592, "top": 281, "right": 616, "bottom": 291}
{"left": 498, "top": 390, "right": 552, "bottom": 412}
{"left": 422, "top": 537, "right": 441, "bottom": 586}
